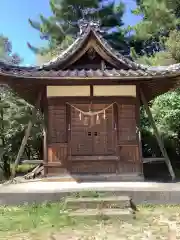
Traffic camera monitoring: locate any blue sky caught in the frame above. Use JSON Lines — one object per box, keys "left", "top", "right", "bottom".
{"left": 0, "top": 0, "right": 141, "bottom": 65}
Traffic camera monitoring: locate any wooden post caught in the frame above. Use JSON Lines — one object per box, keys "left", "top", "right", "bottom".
{"left": 11, "top": 91, "right": 42, "bottom": 178}
{"left": 43, "top": 88, "right": 48, "bottom": 176}
{"left": 136, "top": 85, "right": 144, "bottom": 175}
{"left": 42, "top": 123, "right": 48, "bottom": 177}
{"left": 140, "top": 89, "right": 175, "bottom": 180}
{"left": 43, "top": 125, "right": 48, "bottom": 163}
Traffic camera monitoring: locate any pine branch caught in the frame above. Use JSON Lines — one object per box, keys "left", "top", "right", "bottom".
{"left": 27, "top": 42, "right": 42, "bottom": 54}
{"left": 28, "top": 19, "right": 41, "bottom": 31}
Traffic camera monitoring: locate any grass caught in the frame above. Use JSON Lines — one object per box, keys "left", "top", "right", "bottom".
{"left": 0, "top": 202, "right": 76, "bottom": 239}
{"left": 10, "top": 163, "right": 36, "bottom": 175}
{"left": 1, "top": 203, "right": 180, "bottom": 239}
{"left": 0, "top": 164, "right": 35, "bottom": 183}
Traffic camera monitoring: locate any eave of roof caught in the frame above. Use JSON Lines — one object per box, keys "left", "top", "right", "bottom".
{"left": 0, "top": 20, "right": 180, "bottom": 80}
{"left": 0, "top": 67, "right": 180, "bottom": 81}
{"left": 40, "top": 22, "right": 145, "bottom": 71}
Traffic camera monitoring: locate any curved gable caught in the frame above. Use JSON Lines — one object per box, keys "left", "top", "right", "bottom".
{"left": 42, "top": 22, "right": 144, "bottom": 71}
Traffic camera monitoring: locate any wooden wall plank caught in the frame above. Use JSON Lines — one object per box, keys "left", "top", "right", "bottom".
{"left": 48, "top": 143, "right": 68, "bottom": 165}
{"left": 118, "top": 104, "right": 137, "bottom": 142}
{"left": 48, "top": 103, "right": 67, "bottom": 143}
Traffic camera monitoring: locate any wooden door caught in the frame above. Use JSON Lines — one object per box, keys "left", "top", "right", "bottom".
{"left": 70, "top": 104, "right": 93, "bottom": 155}
{"left": 92, "top": 104, "right": 116, "bottom": 155}
{"left": 70, "top": 103, "right": 116, "bottom": 156}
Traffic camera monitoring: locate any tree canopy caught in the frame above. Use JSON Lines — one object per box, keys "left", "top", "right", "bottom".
{"left": 131, "top": 0, "right": 180, "bottom": 65}
{"left": 28, "top": 0, "right": 129, "bottom": 63}
{"left": 0, "top": 35, "right": 21, "bottom": 65}
{"left": 130, "top": 0, "right": 180, "bottom": 163}
{"left": 0, "top": 37, "right": 41, "bottom": 179}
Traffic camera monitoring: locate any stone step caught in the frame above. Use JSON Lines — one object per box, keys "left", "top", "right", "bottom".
{"left": 43, "top": 173, "right": 143, "bottom": 182}
{"left": 69, "top": 208, "right": 134, "bottom": 219}
{"left": 65, "top": 196, "right": 132, "bottom": 210}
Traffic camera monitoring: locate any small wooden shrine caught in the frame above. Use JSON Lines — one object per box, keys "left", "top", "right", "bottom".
{"left": 0, "top": 20, "right": 179, "bottom": 180}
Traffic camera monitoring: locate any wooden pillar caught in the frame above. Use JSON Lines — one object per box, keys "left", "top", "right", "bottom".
{"left": 140, "top": 89, "right": 175, "bottom": 180}
{"left": 43, "top": 123, "right": 48, "bottom": 176}
{"left": 11, "top": 91, "right": 42, "bottom": 178}
{"left": 43, "top": 87, "right": 48, "bottom": 176}
{"left": 136, "top": 85, "right": 144, "bottom": 175}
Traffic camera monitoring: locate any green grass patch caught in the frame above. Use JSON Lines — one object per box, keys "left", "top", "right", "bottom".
{"left": 1, "top": 202, "right": 180, "bottom": 239}
{"left": 0, "top": 201, "right": 76, "bottom": 235}
{"left": 10, "top": 164, "right": 35, "bottom": 175}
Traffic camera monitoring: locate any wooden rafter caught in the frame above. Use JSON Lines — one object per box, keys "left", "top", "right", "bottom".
{"left": 140, "top": 89, "right": 175, "bottom": 180}
{"left": 11, "top": 91, "right": 42, "bottom": 178}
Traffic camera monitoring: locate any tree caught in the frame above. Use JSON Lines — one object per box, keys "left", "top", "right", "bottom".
{"left": 130, "top": 1, "right": 180, "bottom": 167}
{"left": 0, "top": 36, "right": 42, "bottom": 179}
{"left": 0, "top": 35, "right": 22, "bottom": 65}
{"left": 0, "top": 36, "right": 22, "bottom": 179}
{"left": 131, "top": 0, "right": 180, "bottom": 60}
{"left": 28, "top": 0, "right": 128, "bottom": 61}
{"left": 133, "top": 0, "right": 178, "bottom": 39}
{"left": 129, "top": 0, "right": 180, "bottom": 65}
{"left": 0, "top": 86, "right": 43, "bottom": 179}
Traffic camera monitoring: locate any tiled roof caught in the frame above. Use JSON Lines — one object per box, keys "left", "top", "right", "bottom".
{"left": 40, "top": 21, "right": 145, "bottom": 71}
{"left": 0, "top": 66, "right": 180, "bottom": 79}
{"left": 0, "top": 20, "right": 180, "bottom": 79}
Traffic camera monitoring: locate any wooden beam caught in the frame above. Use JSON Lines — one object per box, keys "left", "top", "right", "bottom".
{"left": 140, "top": 89, "right": 175, "bottom": 180}
{"left": 21, "top": 160, "right": 43, "bottom": 165}
{"left": 11, "top": 91, "right": 42, "bottom": 178}
{"left": 143, "top": 158, "right": 165, "bottom": 164}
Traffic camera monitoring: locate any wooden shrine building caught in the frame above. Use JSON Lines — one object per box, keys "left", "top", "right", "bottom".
{"left": 0, "top": 21, "right": 180, "bottom": 181}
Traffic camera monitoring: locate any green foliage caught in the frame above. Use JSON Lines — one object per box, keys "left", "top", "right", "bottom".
{"left": 152, "top": 90, "right": 180, "bottom": 136}
{"left": 135, "top": 50, "right": 176, "bottom": 65}
{"left": 0, "top": 87, "right": 43, "bottom": 179}
{"left": 136, "top": 29, "right": 180, "bottom": 65}
{"left": 165, "top": 30, "right": 180, "bottom": 62}
{"left": 29, "top": 0, "right": 128, "bottom": 62}
{"left": 0, "top": 35, "right": 22, "bottom": 64}
{"left": 133, "top": 0, "right": 179, "bottom": 41}
{"left": 132, "top": 0, "right": 180, "bottom": 162}
{"left": 0, "top": 38, "right": 23, "bottom": 178}
{"left": 140, "top": 97, "right": 180, "bottom": 160}
{"left": 11, "top": 164, "right": 35, "bottom": 175}
{"left": 0, "top": 202, "right": 72, "bottom": 234}
{"left": 131, "top": 0, "right": 180, "bottom": 60}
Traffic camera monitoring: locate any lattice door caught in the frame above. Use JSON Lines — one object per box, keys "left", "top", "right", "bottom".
{"left": 70, "top": 103, "right": 116, "bottom": 156}
{"left": 92, "top": 104, "right": 115, "bottom": 155}
{"left": 70, "top": 104, "right": 93, "bottom": 155}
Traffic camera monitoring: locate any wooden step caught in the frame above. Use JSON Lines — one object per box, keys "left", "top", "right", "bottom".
{"left": 69, "top": 208, "right": 134, "bottom": 219}
{"left": 65, "top": 196, "right": 132, "bottom": 210}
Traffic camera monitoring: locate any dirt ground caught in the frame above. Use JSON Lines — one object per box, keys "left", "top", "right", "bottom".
{"left": 1, "top": 205, "right": 180, "bottom": 240}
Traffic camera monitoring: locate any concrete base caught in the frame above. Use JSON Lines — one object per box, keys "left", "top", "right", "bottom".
{"left": 65, "top": 196, "right": 132, "bottom": 209}
{"left": 43, "top": 173, "right": 144, "bottom": 182}
{"left": 69, "top": 208, "right": 134, "bottom": 220}
{"left": 66, "top": 195, "right": 135, "bottom": 219}
{"left": 1, "top": 181, "right": 180, "bottom": 205}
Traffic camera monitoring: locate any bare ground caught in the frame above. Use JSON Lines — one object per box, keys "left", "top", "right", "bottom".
{"left": 1, "top": 205, "right": 180, "bottom": 240}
